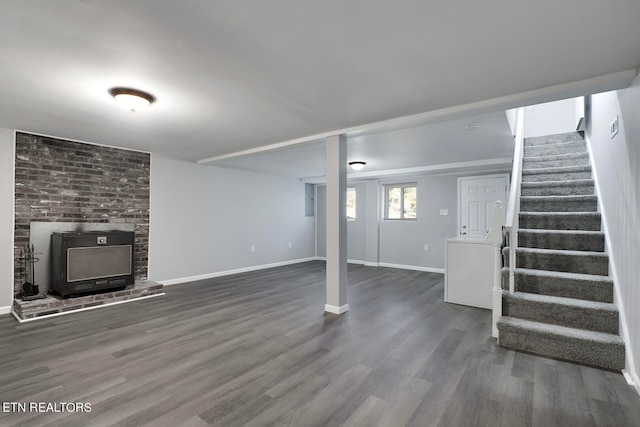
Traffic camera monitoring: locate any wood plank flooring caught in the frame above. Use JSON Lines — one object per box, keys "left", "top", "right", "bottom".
{"left": 1, "top": 261, "right": 639, "bottom": 426}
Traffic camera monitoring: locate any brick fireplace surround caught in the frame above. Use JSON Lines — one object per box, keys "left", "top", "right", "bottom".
{"left": 12, "top": 132, "right": 162, "bottom": 319}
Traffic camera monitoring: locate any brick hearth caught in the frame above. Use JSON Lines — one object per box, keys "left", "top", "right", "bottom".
{"left": 13, "top": 281, "right": 163, "bottom": 321}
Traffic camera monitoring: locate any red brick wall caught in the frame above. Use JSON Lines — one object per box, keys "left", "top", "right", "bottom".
{"left": 14, "top": 132, "right": 150, "bottom": 296}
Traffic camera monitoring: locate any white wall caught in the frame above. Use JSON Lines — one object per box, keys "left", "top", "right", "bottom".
{"left": 316, "top": 173, "right": 504, "bottom": 272}
{"left": 0, "top": 129, "right": 14, "bottom": 313}
{"left": 524, "top": 97, "right": 583, "bottom": 138}
{"left": 148, "top": 155, "right": 316, "bottom": 284}
{"left": 585, "top": 76, "right": 640, "bottom": 390}
{"left": 316, "top": 182, "right": 371, "bottom": 263}
{"left": 378, "top": 175, "right": 457, "bottom": 270}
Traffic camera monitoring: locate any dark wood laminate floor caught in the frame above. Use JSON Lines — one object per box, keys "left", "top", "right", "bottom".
{"left": 1, "top": 261, "right": 639, "bottom": 426}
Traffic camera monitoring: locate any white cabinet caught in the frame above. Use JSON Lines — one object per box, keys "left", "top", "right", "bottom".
{"left": 444, "top": 238, "right": 498, "bottom": 310}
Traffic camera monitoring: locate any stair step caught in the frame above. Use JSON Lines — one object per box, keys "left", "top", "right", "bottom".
{"left": 497, "top": 316, "right": 625, "bottom": 370}
{"left": 524, "top": 140, "right": 586, "bottom": 157}
{"left": 503, "top": 292, "right": 618, "bottom": 334}
{"left": 522, "top": 165, "right": 592, "bottom": 183}
{"left": 515, "top": 247, "right": 608, "bottom": 276}
{"left": 521, "top": 180, "right": 594, "bottom": 196}
{"left": 520, "top": 195, "right": 598, "bottom": 213}
{"left": 519, "top": 212, "right": 601, "bottom": 231}
{"left": 524, "top": 132, "right": 584, "bottom": 147}
{"left": 523, "top": 152, "right": 590, "bottom": 169}
{"left": 518, "top": 229, "right": 604, "bottom": 251}
{"left": 502, "top": 267, "right": 613, "bottom": 303}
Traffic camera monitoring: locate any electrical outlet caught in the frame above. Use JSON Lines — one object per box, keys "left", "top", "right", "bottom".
{"left": 610, "top": 115, "right": 619, "bottom": 139}
{"left": 288, "top": 242, "right": 292, "bottom": 249}
{"left": 424, "top": 244, "right": 429, "bottom": 251}
{"left": 250, "top": 246, "right": 255, "bottom": 252}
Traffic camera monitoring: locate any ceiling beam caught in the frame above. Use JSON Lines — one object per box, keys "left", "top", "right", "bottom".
{"left": 197, "top": 69, "right": 637, "bottom": 166}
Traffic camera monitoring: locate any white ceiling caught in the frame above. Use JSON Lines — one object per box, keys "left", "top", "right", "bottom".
{"left": 1, "top": 1, "right": 639, "bottom": 176}
{"left": 212, "top": 111, "right": 515, "bottom": 180}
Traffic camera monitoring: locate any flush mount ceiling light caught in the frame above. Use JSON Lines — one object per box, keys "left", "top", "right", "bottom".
{"left": 349, "top": 161, "right": 366, "bottom": 171}
{"left": 464, "top": 123, "right": 481, "bottom": 131}
{"left": 109, "top": 87, "right": 155, "bottom": 112}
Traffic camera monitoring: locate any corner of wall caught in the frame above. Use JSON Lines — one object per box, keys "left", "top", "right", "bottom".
{"left": 0, "top": 128, "right": 15, "bottom": 311}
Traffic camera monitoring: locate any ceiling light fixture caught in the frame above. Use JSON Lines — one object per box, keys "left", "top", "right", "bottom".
{"left": 464, "top": 123, "right": 480, "bottom": 131}
{"left": 109, "top": 87, "right": 155, "bottom": 112}
{"left": 349, "top": 161, "right": 366, "bottom": 171}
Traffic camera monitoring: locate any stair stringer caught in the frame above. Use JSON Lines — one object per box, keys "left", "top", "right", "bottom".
{"left": 584, "top": 130, "right": 638, "bottom": 388}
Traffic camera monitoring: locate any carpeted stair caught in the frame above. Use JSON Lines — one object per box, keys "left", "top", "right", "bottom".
{"left": 497, "top": 132, "right": 625, "bottom": 370}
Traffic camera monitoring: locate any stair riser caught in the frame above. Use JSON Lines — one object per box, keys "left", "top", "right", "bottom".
{"left": 523, "top": 154, "right": 589, "bottom": 169}
{"left": 514, "top": 273, "right": 612, "bottom": 303}
{"left": 522, "top": 171, "right": 592, "bottom": 183}
{"left": 521, "top": 184, "right": 594, "bottom": 197}
{"left": 520, "top": 199, "right": 598, "bottom": 213}
{"left": 524, "top": 142, "right": 586, "bottom": 157}
{"left": 498, "top": 328, "right": 625, "bottom": 370}
{"left": 519, "top": 214, "right": 601, "bottom": 231}
{"left": 518, "top": 232, "right": 604, "bottom": 252}
{"left": 503, "top": 297, "right": 618, "bottom": 334}
{"left": 524, "top": 133, "right": 584, "bottom": 146}
{"left": 517, "top": 252, "right": 608, "bottom": 276}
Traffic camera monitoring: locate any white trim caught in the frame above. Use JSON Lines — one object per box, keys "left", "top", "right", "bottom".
{"left": 314, "top": 258, "right": 444, "bottom": 273}
{"left": 623, "top": 370, "right": 640, "bottom": 396}
{"left": 11, "top": 293, "right": 165, "bottom": 323}
{"left": 314, "top": 257, "right": 375, "bottom": 266}
{"left": 159, "top": 257, "right": 317, "bottom": 286}
{"left": 585, "top": 130, "right": 639, "bottom": 396}
{"left": 324, "top": 304, "right": 349, "bottom": 314}
{"left": 198, "top": 69, "right": 637, "bottom": 166}
{"left": 0, "top": 305, "right": 11, "bottom": 315}
{"left": 378, "top": 262, "right": 445, "bottom": 274}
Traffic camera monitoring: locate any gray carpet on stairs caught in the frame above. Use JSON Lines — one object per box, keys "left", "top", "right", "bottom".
{"left": 518, "top": 229, "right": 604, "bottom": 251}
{"left": 497, "top": 132, "right": 625, "bottom": 371}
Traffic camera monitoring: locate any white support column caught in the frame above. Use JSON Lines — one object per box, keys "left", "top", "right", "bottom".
{"left": 325, "top": 134, "right": 348, "bottom": 314}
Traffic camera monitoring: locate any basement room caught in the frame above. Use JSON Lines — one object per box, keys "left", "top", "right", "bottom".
{"left": 1, "top": 2, "right": 640, "bottom": 426}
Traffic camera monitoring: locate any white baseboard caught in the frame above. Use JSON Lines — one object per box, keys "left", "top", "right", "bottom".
{"left": 623, "top": 369, "right": 640, "bottom": 396}
{"left": 378, "top": 262, "right": 445, "bottom": 274}
{"left": 159, "top": 257, "right": 317, "bottom": 286}
{"left": 313, "top": 258, "right": 443, "bottom": 273}
{"left": 10, "top": 293, "right": 165, "bottom": 323}
{"left": 313, "top": 257, "right": 366, "bottom": 265}
{"left": 0, "top": 305, "right": 11, "bottom": 315}
{"left": 325, "top": 304, "right": 349, "bottom": 314}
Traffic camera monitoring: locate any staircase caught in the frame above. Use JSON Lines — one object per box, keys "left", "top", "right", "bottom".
{"left": 496, "top": 132, "right": 625, "bottom": 370}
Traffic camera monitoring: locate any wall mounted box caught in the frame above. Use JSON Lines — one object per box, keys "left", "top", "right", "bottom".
{"left": 51, "top": 231, "right": 135, "bottom": 297}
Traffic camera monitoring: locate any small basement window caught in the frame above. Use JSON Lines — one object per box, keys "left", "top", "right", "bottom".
{"left": 384, "top": 183, "right": 417, "bottom": 220}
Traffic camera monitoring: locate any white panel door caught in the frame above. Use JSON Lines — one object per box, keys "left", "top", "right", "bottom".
{"left": 458, "top": 175, "right": 507, "bottom": 238}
